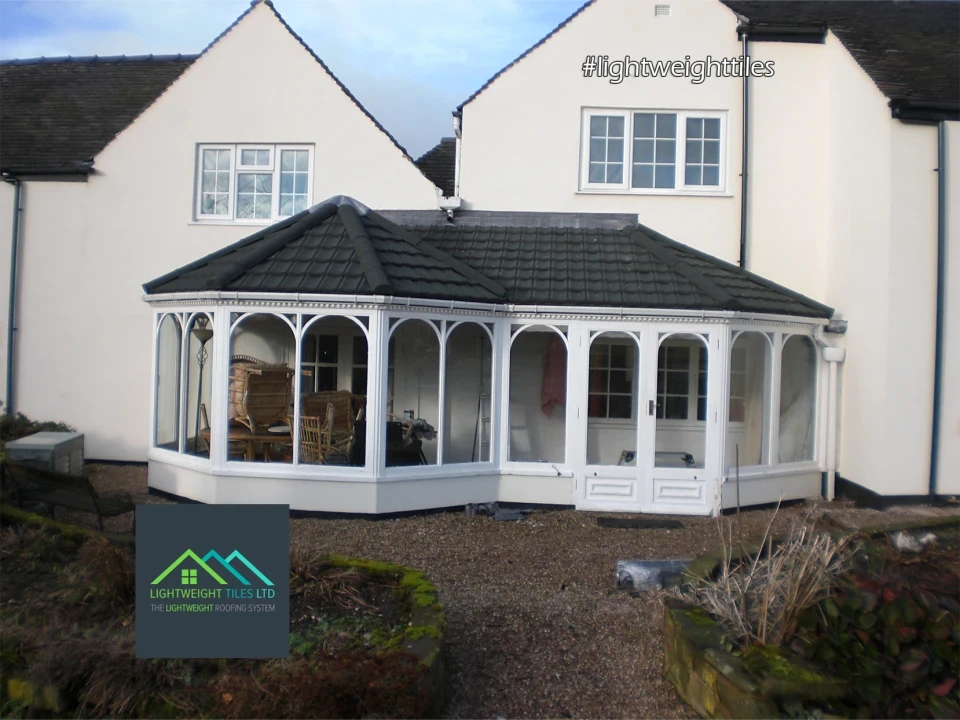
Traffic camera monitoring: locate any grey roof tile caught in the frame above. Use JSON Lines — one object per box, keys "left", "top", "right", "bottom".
{"left": 415, "top": 137, "right": 456, "bottom": 196}
{"left": 0, "top": 55, "right": 195, "bottom": 174}
{"left": 145, "top": 196, "right": 831, "bottom": 319}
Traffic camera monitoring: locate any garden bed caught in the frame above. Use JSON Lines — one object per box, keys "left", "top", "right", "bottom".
{"left": 664, "top": 512, "right": 960, "bottom": 719}
{"left": 0, "top": 508, "right": 445, "bottom": 719}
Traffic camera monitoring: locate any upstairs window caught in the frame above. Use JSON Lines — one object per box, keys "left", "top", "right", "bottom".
{"left": 580, "top": 109, "right": 725, "bottom": 193}
{"left": 196, "top": 144, "right": 313, "bottom": 222}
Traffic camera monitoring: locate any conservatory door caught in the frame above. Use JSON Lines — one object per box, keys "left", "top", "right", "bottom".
{"left": 645, "top": 332, "right": 712, "bottom": 511}
{"left": 579, "top": 331, "right": 647, "bottom": 511}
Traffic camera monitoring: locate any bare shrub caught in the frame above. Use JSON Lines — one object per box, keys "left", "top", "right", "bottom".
{"left": 77, "top": 537, "right": 135, "bottom": 607}
{"left": 669, "top": 504, "right": 856, "bottom": 646}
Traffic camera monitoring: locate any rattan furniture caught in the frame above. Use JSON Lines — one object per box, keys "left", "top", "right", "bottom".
{"left": 228, "top": 360, "right": 295, "bottom": 432}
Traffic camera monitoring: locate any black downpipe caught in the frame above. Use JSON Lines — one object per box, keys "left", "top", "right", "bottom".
{"left": 929, "top": 121, "right": 947, "bottom": 496}
{"left": 3, "top": 176, "right": 21, "bottom": 416}
{"left": 739, "top": 33, "right": 750, "bottom": 268}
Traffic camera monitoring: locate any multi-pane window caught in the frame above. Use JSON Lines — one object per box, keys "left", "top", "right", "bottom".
{"left": 657, "top": 345, "right": 691, "bottom": 419}
{"left": 200, "top": 149, "right": 231, "bottom": 215}
{"left": 728, "top": 347, "right": 747, "bottom": 422}
{"left": 301, "top": 334, "right": 338, "bottom": 392}
{"left": 351, "top": 336, "right": 368, "bottom": 396}
{"left": 656, "top": 342, "right": 709, "bottom": 420}
{"left": 588, "top": 342, "right": 634, "bottom": 419}
{"left": 684, "top": 118, "right": 721, "bottom": 186}
{"left": 632, "top": 113, "right": 677, "bottom": 189}
{"left": 237, "top": 174, "right": 273, "bottom": 219}
{"left": 581, "top": 109, "right": 724, "bottom": 192}
{"left": 587, "top": 116, "right": 625, "bottom": 184}
{"left": 280, "top": 150, "right": 310, "bottom": 216}
{"left": 196, "top": 144, "right": 312, "bottom": 221}
{"left": 181, "top": 568, "right": 198, "bottom": 586}
{"left": 697, "top": 346, "right": 708, "bottom": 421}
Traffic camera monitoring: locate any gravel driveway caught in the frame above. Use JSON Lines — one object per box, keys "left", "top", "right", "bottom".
{"left": 77, "top": 464, "right": 955, "bottom": 718}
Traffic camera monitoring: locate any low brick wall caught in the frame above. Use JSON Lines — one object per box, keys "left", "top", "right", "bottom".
{"left": 663, "top": 600, "right": 843, "bottom": 719}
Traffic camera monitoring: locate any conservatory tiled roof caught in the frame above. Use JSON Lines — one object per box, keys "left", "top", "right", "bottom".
{"left": 143, "top": 196, "right": 506, "bottom": 303}
{"left": 144, "top": 196, "right": 832, "bottom": 319}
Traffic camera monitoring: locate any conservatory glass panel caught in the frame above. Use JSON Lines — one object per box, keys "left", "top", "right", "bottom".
{"left": 299, "top": 316, "right": 369, "bottom": 467}
{"left": 226, "top": 314, "right": 296, "bottom": 464}
{"left": 726, "top": 332, "right": 770, "bottom": 470}
{"left": 183, "top": 313, "right": 215, "bottom": 458}
{"left": 509, "top": 326, "right": 567, "bottom": 463}
{"left": 443, "top": 323, "right": 493, "bottom": 463}
{"left": 155, "top": 314, "right": 181, "bottom": 450}
{"left": 655, "top": 334, "right": 707, "bottom": 469}
{"left": 386, "top": 319, "right": 440, "bottom": 467}
{"left": 586, "top": 332, "right": 639, "bottom": 466}
{"left": 778, "top": 335, "right": 817, "bottom": 463}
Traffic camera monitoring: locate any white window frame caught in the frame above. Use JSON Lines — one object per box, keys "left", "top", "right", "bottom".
{"left": 579, "top": 108, "right": 727, "bottom": 195}
{"left": 587, "top": 338, "right": 636, "bottom": 420}
{"left": 580, "top": 109, "right": 630, "bottom": 191}
{"left": 194, "top": 143, "right": 314, "bottom": 224}
{"left": 656, "top": 339, "right": 709, "bottom": 423}
{"left": 196, "top": 145, "right": 235, "bottom": 219}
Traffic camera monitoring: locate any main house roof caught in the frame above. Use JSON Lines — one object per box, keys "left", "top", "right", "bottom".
{"left": 457, "top": 0, "right": 959, "bottom": 115}
{"left": 144, "top": 196, "right": 832, "bottom": 319}
{"left": 415, "top": 138, "right": 457, "bottom": 197}
{"left": 0, "top": 55, "right": 195, "bottom": 175}
{"left": 0, "top": 0, "right": 420, "bottom": 176}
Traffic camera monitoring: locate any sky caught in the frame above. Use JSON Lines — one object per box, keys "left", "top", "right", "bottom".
{"left": 0, "top": 0, "right": 584, "bottom": 158}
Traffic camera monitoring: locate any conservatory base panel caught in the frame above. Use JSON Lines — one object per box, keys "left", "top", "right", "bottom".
{"left": 147, "top": 460, "right": 821, "bottom": 515}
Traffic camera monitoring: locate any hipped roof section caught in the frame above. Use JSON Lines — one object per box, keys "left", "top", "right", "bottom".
{"left": 144, "top": 196, "right": 832, "bottom": 319}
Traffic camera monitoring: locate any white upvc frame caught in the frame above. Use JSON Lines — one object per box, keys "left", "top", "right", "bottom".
{"left": 501, "top": 321, "right": 572, "bottom": 473}
{"left": 236, "top": 145, "right": 274, "bottom": 171}
{"left": 579, "top": 108, "right": 630, "bottom": 192}
{"left": 196, "top": 145, "right": 235, "bottom": 220}
{"left": 146, "top": 299, "right": 826, "bottom": 517}
{"left": 379, "top": 313, "right": 499, "bottom": 477}
{"left": 194, "top": 144, "right": 314, "bottom": 224}
{"left": 717, "top": 326, "right": 822, "bottom": 479}
{"left": 579, "top": 108, "right": 728, "bottom": 195}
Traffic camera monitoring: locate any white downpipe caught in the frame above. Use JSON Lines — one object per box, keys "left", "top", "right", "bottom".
{"left": 822, "top": 345, "right": 845, "bottom": 499}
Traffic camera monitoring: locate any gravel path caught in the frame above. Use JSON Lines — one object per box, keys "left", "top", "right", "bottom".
{"left": 78, "top": 464, "right": 958, "bottom": 719}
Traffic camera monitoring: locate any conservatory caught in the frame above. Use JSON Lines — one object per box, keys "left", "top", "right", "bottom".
{"left": 144, "top": 196, "right": 843, "bottom": 515}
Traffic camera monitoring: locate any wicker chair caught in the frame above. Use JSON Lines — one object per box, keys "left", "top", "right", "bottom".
{"left": 199, "top": 404, "right": 246, "bottom": 460}
{"left": 301, "top": 391, "right": 359, "bottom": 453}
{"left": 299, "top": 404, "right": 334, "bottom": 465}
{"left": 229, "top": 361, "right": 295, "bottom": 432}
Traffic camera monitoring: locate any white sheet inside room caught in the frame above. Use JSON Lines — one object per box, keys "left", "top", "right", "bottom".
{"left": 508, "top": 325, "right": 568, "bottom": 464}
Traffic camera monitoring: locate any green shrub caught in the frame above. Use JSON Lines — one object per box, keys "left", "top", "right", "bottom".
{"left": 0, "top": 404, "right": 76, "bottom": 447}
{"left": 792, "top": 577, "right": 960, "bottom": 718}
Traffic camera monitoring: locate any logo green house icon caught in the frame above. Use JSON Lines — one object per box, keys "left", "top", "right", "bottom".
{"left": 151, "top": 549, "right": 274, "bottom": 586}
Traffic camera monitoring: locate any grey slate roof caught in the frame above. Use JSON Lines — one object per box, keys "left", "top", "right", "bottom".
{"left": 415, "top": 138, "right": 456, "bottom": 196}
{"left": 0, "top": 0, "right": 423, "bottom": 175}
{"left": 458, "top": 0, "right": 958, "bottom": 114}
{"left": 145, "top": 196, "right": 832, "bottom": 319}
{"left": 723, "top": 1, "right": 960, "bottom": 112}
{"left": 144, "top": 196, "right": 506, "bottom": 303}
{"left": 0, "top": 55, "right": 195, "bottom": 174}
